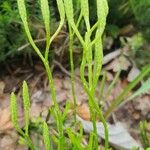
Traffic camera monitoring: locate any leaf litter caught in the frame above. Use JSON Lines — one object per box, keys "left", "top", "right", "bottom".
{"left": 0, "top": 56, "right": 149, "bottom": 149}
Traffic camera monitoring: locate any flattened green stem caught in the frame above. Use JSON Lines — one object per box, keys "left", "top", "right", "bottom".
{"left": 92, "top": 31, "right": 103, "bottom": 93}
{"left": 22, "top": 81, "right": 30, "bottom": 136}
{"left": 105, "top": 65, "right": 150, "bottom": 118}
{"left": 68, "top": 23, "right": 77, "bottom": 122}
{"left": 99, "top": 71, "right": 107, "bottom": 100}
{"left": 80, "top": 65, "right": 109, "bottom": 149}
{"left": 40, "top": 0, "right": 50, "bottom": 60}
{"left": 85, "top": 33, "right": 93, "bottom": 90}
{"left": 46, "top": 0, "right": 65, "bottom": 60}
{"left": 81, "top": 0, "right": 90, "bottom": 30}
{"left": 64, "top": 0, "right": 85, "bottom": 46}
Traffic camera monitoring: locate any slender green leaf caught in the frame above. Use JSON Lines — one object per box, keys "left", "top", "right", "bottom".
{"left": 128, "top": 78, "right": 150, "bottom": 100}
{"left": 105, "top": 65, "right": 150, "bottom": 117}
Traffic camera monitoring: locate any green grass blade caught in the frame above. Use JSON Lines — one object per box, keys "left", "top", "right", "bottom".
{"left": 105, "top": 65, "right": 150, "bottom": 118}
{"left": 43, "top": 122, "right": 51, "bottom": 150}
{"left": 128, "top": 78, "right": 150, "bottom": 100}
{"left": 22, "top": 81, "right": 30, "bottom": 135}
{"left": 105, "top": 70, "right": 121, "bottom": 98}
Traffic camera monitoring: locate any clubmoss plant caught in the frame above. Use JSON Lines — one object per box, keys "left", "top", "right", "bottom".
{"left": 16, "top": 0, "right": 65, "bottom": 149}
{"left": 139, "top": 121, "right": 150, "bottom": 148}
{"left": 12, "top": 0, "right": 110, "bottom": 148}
{"left": 22, "top": 81, "right": 30, "bottom": 136}
{"left": 43, "top": 121, "right": 51, "bottom": 150}
{"left": 10, "top": 82, "right": 35, "bottom": 149}
{"left": 10, "top": 0, "right": 150, "bottom": 149}
{"left": 64, "top": 0, "right": 109, "bottom": 149}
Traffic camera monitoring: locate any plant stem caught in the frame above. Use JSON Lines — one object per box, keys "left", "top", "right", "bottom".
{"left": 99, "top": 71, "right": 107, "bottom": 100}
{"left": 68, "top": 23, "right": 77, "bottom": 122}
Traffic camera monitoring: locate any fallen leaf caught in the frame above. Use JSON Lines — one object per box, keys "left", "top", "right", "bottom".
{"left": 127, "top": 67, "right": 140, "bottom": 82}
{"left": 77, "top": 116, "right": 142, "bottom": 150}
{"left": 77, "top": 104, "right": 90, "bottom": 121}
{"left": 105, "top": 56, "right": 131, "bottom": 72}
{"left": 133, "top": 95, "right": 150, "bottom": 116}
{"left": 0, "top": 135, "right": 15, "bottom": 150}
{"left": 0, "top": 107, "right": 13, "bottom": 132}
{"left": 103, "top": 49, "right": 121, "bottom": 65}
{"left": 30, "top": 103, "right": 42, "bottom": 118}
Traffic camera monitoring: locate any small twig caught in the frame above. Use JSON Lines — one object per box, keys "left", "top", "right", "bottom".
{"left": 53, "top": 60, "right": 80, "bottom": 82}
{"left": 53, "top": 60, "right": 71, "bottom": 76}
{"left": 17, "top": 38, "right": 46, "bottom": 51}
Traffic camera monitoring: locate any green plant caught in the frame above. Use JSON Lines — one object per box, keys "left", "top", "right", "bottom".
{"left": 139, "top": 121, "right": 150, "bottom": 148}
{"left": 10, "top": 81, "right": 35, "bottom": 149}
{"left": 43, "top": 121, "right": 51, "bottom": 150}
{"left": 10, "top": 0, "right": 150, "bottom": 149}
{"left": 10, "top": 0, "right": 109, "bottom": 149}
{"left": 14, "top": 0, "right": 65, "bottom": 149}
{"left": 64, "top": 0, "right": 109, "bottom": 149}
{"left": 104, "top": 65, "right": 150, "bottom": 117}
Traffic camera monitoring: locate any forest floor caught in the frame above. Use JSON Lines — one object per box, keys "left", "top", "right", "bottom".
{"left": 0, "top": 52, "right": 149, "bottom": 149}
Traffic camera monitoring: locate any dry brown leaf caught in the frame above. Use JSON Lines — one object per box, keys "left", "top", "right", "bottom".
{"left": 0, "top": 135, "right": 15, "bottom": 150}
{"left": 30, "top": 103, "right": 42, "bottom": 118}
{"left": 103, "top": 49, "right": 121, "bottom": 65}
{"left": 127, "top": 67, "right": 140, "bottom": 82}
{"left": 0, "top": 107, "right": 13, "bottom": 132}
{"left": 77, "top": 104, "right": 91, "bottom": 121}
{"left": 105, "top": 56, "right": 131, "bottom": 72}
{"left": 133, "top": 95, "right": 150, "bottom": 116}
{"left": 0, "top": 81, "right": 5, "bottom": 94}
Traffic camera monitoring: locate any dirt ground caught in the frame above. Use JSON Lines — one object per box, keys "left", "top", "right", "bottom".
{"left": 0, "top": 56, "right": 149, "bottom": 149}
